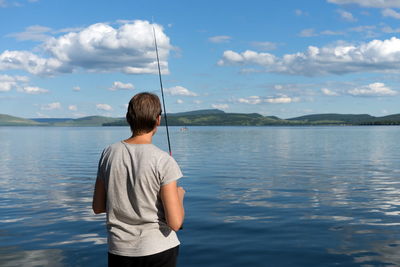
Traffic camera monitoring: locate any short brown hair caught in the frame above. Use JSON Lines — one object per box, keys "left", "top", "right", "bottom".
{"left": 126, "top": 92, "right": 161, "bottom": 136}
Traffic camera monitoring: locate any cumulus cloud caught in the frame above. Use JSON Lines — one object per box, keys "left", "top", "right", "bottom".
{"left": 348, "top": 82, "right": 397, "bottom": 96}
{"left": 165, "top": 86, "right": 197, "bottom": 96}
{"left": 96, "top": 103, "right": 113, "bottom": 111}
{"left": 68, "top": 105, "right": 77, "bottom": 111}
{"left": 382, "top": 8, "right": 400, "bottom": 18}
{"left": 208, "top": 35, "right": 232, "bottom": 43}
{"left": 0, "top": 82, "right": 13, "bottom": 92}
{"left": 218, "top": 37, "right": 400, "bottom": 76}
{"left": 321, "top": 88, "right": 340, "bottom": 96}
{"left": 337, "top": 9, "right": 357, "bottom": 21}
{"left": 73, "top": 86, "right": 81, "bottom": 91}
{"left": 0, "top": 74, "right": 47, "bottom": 94}
{"left": 108, "top": 81, "right": 135, "bottom": 91}
{"left": 328, "top": 0, "right": 400, "bottom": 8}
{"left": 238, "top": 95, "right": 297, "bottom": 104}
{"left": 266, "top": 96, "right": 298, "bottom": 103}
{"left": 212, "top": 104, "right": 229, "bottom": 110}
{"left": 0, "top": 50, "right": 66, "bottom": 75}
{"left": 238, "top": 96, "right": 263, "bottom": 104}
{"left": 20, "top": 86, "right": 48, "bottom": 94}
{"left": 0, "top": 20, "right": 172, "bottom": 76}
{"left": 0, "top": 74, "right": 29, "bottom": 92}
{"left": 41, "top": 102, "right": 61, "bottom": 110}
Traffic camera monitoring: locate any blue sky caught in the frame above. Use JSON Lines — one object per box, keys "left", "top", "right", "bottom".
{"left": 1, "top": 0, "right": 400, "bottom": 119}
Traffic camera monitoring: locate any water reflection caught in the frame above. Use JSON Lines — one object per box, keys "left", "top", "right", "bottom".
{"left": 0, "top": 248, "right": 65, "bottom": 267}
{"left": 0, "top": 126, "right": 400, "bottom": 266}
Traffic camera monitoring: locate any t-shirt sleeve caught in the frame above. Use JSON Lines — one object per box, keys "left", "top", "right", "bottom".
{"left": 96, "top": 148, "right": 107, "bottom": 182}
{"left": 159, "top": 155, "right": 183, "bottom": 186}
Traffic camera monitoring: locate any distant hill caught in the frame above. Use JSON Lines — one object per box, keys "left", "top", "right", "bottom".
{"left": 360, "top": 113, "right": 400, "bottom": 125}
{"left": 1, "top": 115, "right": 120, "bottom": 126}
{"left": 52, "top": 116, "right": 120, "bottom": 126}
{"left": 288, "top": 113, "right": 400, "bottom": 125}
{"left": 30, "top": 118, "right": 72, "bottom": 124}
{"left": 2, "top": 111, "right": 400, "bottom": 126}
{"left": 0, "top": 114, "right": 44, "bottom": 126}
{"left": 288, "top": 114, "right": 376, "bottom": 124}
{"left": 104, "top": 111, "right": 290, "bottom": 126}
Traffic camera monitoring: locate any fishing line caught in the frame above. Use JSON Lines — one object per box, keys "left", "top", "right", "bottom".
{"left": 153, "top": 25, "right": 172, "bottom": 156}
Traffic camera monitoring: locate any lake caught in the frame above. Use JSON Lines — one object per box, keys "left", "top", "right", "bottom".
{"left": 0, "top": 126, "right": 399, "bottom": 266}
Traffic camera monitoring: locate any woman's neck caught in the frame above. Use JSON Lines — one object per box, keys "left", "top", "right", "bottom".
{"left": 124, "top": 131, "right": 154, "bottom": 144}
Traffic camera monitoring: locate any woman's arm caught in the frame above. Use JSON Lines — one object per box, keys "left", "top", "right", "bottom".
{"left": 92, "top": 178, "right": 106, "bottom": 214}
{"left": 160, "top": 181, "right": 185, "bottom": 231}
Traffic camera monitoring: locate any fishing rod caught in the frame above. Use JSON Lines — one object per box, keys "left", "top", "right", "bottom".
{"left": 153, "top": 25, "right": 172, "bottom": 156}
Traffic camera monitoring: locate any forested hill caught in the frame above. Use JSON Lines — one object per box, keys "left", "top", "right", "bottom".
{"left": 103, "top": 110, "right": 400, "bottom": 126}
{"left": 1, "top": 110, "right": 400, "bottom": 126}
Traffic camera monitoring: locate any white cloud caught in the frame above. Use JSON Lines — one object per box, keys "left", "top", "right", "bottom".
{"left": 218, "top": 37, "right": 400, "bottom": 76}
{"left": 348, "top": 82, "right": 397, "bottom": 96}
{"left": 218, "top": 50, "right": 276, "bottom": 66}
{"left": 165, "top": 86, "right": 197, "bottom": 96}
{"left": 7, "top": 25, "right": 52, "bottom": 42}
{"left": 238, "top": 96, "right": 262, "bottom": 104}
{"left": 208, "top": 35, "right": 232, "bottom": 43}
{"left": 0, "top": 20, "right": 172, "bottom": 76}
{"left": 0, "top": 82, "right": 13, "bottom": 92}
{"left": 41, "top": 102, "right": 61, "bottom": 110}
{"left": 108, "top": 81, "right": 135, "bottom": 91}
{"left": 337, "top": 9, "right": 357, "bottom": 21}
{"left": 382, "top": 8, "right": 400, "bottom": 18}
{"left": 73, "top": 86, "right": 81, "bottom": 91}
{"left": 298, "top": 28, "right": 317, "bottom": 37}
{"left": 265, "top": 96, "right": 297, "bottom": 104}
{"left": 0, "top": 50, "right": 65, "bottom": 75}
{"left": 328, "top": 0, "right": 400, "bottom": 8}
{"left": 176, "top": 99, "right": 184, "bottom": 104}
{"left": 250, "top": 41, "right": 278, "bottom": 51}
{"left": 321, "top": 88, "right": 340, "bottom": 96}
{"left": 238, "top": 95, "right": 297, "bottom": 104}
{"left": 20, "top": 86, "right": 48, "bottom": 94}
{"left": 96, "top": 103, "right": 113, "bottom": 111}
{"left": 0, "top": 74, "right": 29, "bottom": 92}
{"left": 68, "top": 105, "right": 77, "bottom": 111}
{"left": 212, "top": 104, "right": 229, "bottom": 110}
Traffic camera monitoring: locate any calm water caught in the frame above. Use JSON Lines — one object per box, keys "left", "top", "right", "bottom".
{"left": 0, "top": 126, "right": 399, "bottom": 267}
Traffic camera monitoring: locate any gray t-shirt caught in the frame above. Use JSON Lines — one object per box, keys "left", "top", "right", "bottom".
{"left": 97, "top": 141, "right": 183, "bottom": 257}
